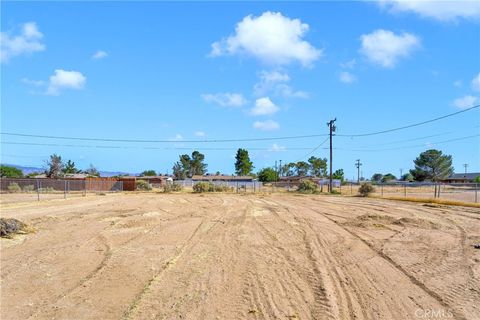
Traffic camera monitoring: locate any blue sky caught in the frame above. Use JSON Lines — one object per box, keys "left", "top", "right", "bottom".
{"left": 1, "top": 1, "right": 479, "bottom": 178}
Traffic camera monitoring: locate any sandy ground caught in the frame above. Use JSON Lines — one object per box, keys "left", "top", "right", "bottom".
{"left": 1, "top": 193, "right": 479, "bottom": 320}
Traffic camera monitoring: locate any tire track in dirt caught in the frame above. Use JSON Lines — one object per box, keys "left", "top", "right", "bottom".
{"left": 300, "top": 204, "right": 468, "bottom": 320}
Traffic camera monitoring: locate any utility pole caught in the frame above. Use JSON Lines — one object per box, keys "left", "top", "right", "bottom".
{"left": 463, "top": 164, "right": 468, "bottom": 176}
{"left": 355, "top": 159, "right": 362, "bottom": 183}
{"left": 279, "top": 160, "right": 282, "bottom": 177}
{"left": 275, "top": 160, "right": 278, "bottom": 174}
{"left": 327, "top": 118, "right": 337, "bottom": 193}
{"left": 400, "top": 168, "right": 403, "bottom": 180}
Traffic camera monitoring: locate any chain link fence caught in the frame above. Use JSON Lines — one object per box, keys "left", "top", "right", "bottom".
{"left": 0, "top": 178, "right": 123, "bottom": 203}
{"left": 176, "top": 180, "right": 263, "bottom": 193}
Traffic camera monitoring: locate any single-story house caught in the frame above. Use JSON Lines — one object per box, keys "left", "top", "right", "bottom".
{"left": 442, "top": 173, "right": 480, "bottom": 183}
{"left": 118, "top": 176, "right": 171, "bottom": 190}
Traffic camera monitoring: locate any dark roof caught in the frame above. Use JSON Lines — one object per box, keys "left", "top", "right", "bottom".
{"left": 444, "top": 173, "right": 480, "bottom": 180}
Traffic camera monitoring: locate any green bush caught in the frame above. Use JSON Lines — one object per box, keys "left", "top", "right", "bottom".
{"left": 358, "top": 183, "right": 375, "bottom": 197}
{"left": 297, "top": 180, "right": 318, "bottom": 194}
{"left": 23, "top": 185, "right": 35, "bottom": 192}
{"left": 136, "top": 180, "right": 152, "bottom": 191}
{"left": 7, "top": 182, "right": 21, "bottom": 193}
{"left": 163, "top": 182, "right": 183, "bottom": 193}
{"left": 193, "top": 182, "right": 214, "bottom": 193}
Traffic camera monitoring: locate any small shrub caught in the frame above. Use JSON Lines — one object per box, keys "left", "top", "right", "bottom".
{"left": 0, "top": 218, "right": 28, "bottom": 238}
{"left": 23, "top": 185, "right": 34, "bottom": 192}
{"left": 7, "top": 183, "right": 21, "bottom": 193}
{"left": 136, "top": 179, "right": 152, "bottom": 191}
{"left": 193, "top": 182, "right": 214, "bottom": 193}
{"left": 297, "top": 180, "right": 318, "bottom": 194}
{"left": 358, "top": 183, "right": 375, "bottom": 197}
{"left": 213, "top": 184, "right": 232, "bottom": 192}
{"left": 163, "top": 182, "right": 183, "bottom": 193}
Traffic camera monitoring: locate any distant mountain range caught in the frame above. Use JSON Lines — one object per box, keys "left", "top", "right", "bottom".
{"left": 2, "top": 163, "right": 134, "bottom": 177}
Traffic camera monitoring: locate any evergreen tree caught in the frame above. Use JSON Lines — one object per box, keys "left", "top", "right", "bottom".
{"left": 235, "top": 148, "right": 254, "bottom": 175}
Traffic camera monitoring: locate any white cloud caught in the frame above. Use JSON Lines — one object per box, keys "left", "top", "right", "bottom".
{"left": 21, "top": 77, "right": 45, "bottom": 87}
{"left": 201, "top": 93, "right": 247, "bottom": 107}
{"left": 1, "top": 22, "right": 45, "bottom": 62}
{"left": 46, "top": 69, "right": 86, "bottom": 95}
{"left": 377, "top": 0, "right": 480, "bottom": 21}
{"left": 471, "top": 73, "right": 480, "bottom": 91}
{"left": 339, "top": 71, "right": 357, "bottom": 84}
{"left": 92, "top": 50, "right": 108, "bottom": 59}
{"left": 210, "top": 11, "right": 322, "bottom": 66}
{"left": 452, "top": 95, "right": 478, "bottom": 109}
{"left": 360, "top": 29, "right": 420, "bottom": 68}
{"left": 253, "top": 119, "right": 280, "bottom": 131}
{"left": 340, "top": 59, "right": 356, "bottom": 69}
{"left": 254, "top": 70, "right": 308, "bottom": 98}
{"left": 194, "top": 131, "right": 206, "bottom": 137}
{"left": 251, "top": 97, "right": 280, "bottom": 116}
{"left": 268, "top": 143, "right": 287, "bottom": 152}
{"left": 170, "top": 134, "right": 183, "bottom": 141}
{"left": 454, "top": 80, "right": 463, "bottom": 88}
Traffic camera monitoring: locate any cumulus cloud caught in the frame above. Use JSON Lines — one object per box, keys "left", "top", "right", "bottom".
{"left": 339, "top": 71, "right": 357, "bottom": 84}
{"left": 251, "top": 97, "right": 280, "bottom": 116}
{"left": 92, "top": 50, "right": 108, "bottom": 59}
{"left": 201, "top": 93, "right": 247, "bottom": 107}
{"left": 170, "top": 134, "right": 184, "bottom": 141}
{"left": 360, "top": 29, "right": 420, "bottom": 68}
{"left": 377, "top": 0, "right": 480, "bottom": 21}
{"left": 1, "top": 22, "right": 45, "bottom": 62}
{"left": 471, "top": 73, "right": 480, "bottom": 91}
{"left": 210, "top": 11, "right": 322, "bottom": 66}
{"left": 452, "top": 95, "right": 478, "bottom": 109}
{"left": 253, "top": 119, "right": 280, "bottom": 131}
{"left": 254, "top": 70, "right": 308, "bottom": 98}
{"left": 46, "top": 69, "right": 86, "bottom": 95}
{"left": 194, "top": 131, "right": 206, "bottom": 137}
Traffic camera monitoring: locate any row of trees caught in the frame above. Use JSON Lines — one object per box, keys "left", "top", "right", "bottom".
{"left": 371, "top": 149, "right": 455, "bottom": 183}
{"left": 0, "top": 155, "right": 100, "bottom": 179}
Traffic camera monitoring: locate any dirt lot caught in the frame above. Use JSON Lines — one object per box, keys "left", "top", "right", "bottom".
{"left": 1, "top": 193, "right": 479, "bottom": 320}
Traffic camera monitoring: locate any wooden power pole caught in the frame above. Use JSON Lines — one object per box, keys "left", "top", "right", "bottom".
{"left": 327, "top": 118, "right": 337, "bottom": 193}
{"left": 355, "top": 159, "right": 362, "bottom": 183}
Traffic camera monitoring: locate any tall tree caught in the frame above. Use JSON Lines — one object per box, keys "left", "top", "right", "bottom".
{"left": 235, "top": 148, "right": 254, "bottom": 176}
{"left": 371, "top": 173, "right": 383, "bottom": 182}
{"left": 381, "top": 173, "right": 397, "bottom": 182}
{"left": 0, "top": 165, "right": 23, "bottom": 178}
{"left": 295, "top": 161, "right": 310, "bottom": 176}
{"left": 308, "top": 156, "right": 328, "bottom": 177}
{"left": 45, "top": 154, "right": 64, "bottom": 178}
{"left": 63, "top": 160, "right": 80, "bottom": 174}
{"left": 332, "top": 169, "right": 345, "bottom": 182}
{"left": 190, "top": 151, "right": 207, "bottom": 176}
{"left": 282, "top": 163, "right": 297, "bottom": 176}
{"left": 410, "top": 149, "right": 453, "bottom": 182}
{"left": 172, "top": 151, "right": 207, "bottom": 178}
{"left": 140, "top": 170, "right": 157, "bottom": 176}
{"left": 84, "top": 164, "right": 100, "bottom": 177}
{"left": 257, "top": 167, "right": 279, "bottom": 182}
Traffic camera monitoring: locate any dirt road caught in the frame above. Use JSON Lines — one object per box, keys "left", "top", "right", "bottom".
{"left": 1, "top": 193, "right": 479, "bottom": 319}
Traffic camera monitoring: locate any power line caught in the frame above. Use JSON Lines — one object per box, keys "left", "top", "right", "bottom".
{"left": 0, "top": 141, "right": 315, "bottom": 151}
{"left": 1, "top": 104, "right": 478, "bottom": 143}
{"left": 337, "top": 104, "right": 479, "bottom": 137}
{"left": 340, "top": 134, "right": 479, "bottom": 152}
{"left": 294, "top": 137, "right": 330, "bottom": 162}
